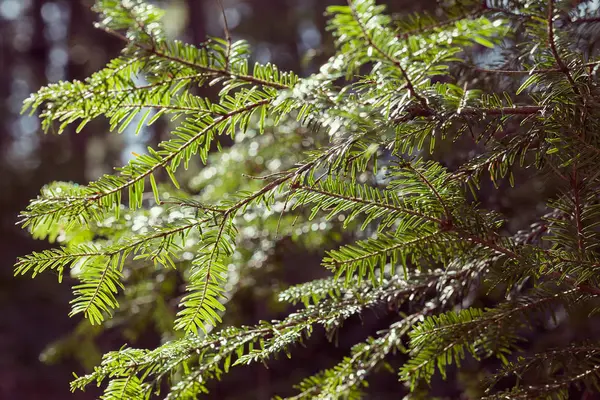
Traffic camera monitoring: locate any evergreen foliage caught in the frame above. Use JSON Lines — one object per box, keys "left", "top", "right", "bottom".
{"left": 15, "top": 0, "right": 600, "bottom": 397}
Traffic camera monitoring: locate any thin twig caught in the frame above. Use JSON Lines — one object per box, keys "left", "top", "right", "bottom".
{"left": 215, "top": 0, "right": 231, "bottom": 69}
{"left": 347, "top": 0, "right": 430, "bottom": 111}
{"left": 459, "top": 106, "right": 544, "bottom": 115}
{"left": 468, "top": 66, "right": 561, "bottom": 75}
{"left": 403, "top": 161, "right": 453, "bottom": 221}
{"left": 547, "top": 0, "right": 580, "bottom": 94}
{"left": 98, "top": 25, "right": 289, "bottom": 90}
{"left": 397, "top": 8, "right": 488, "bottom": 39}
{"left": 571, "top": 166, "right": 585, "bottom": 253}
{"left": 395, "top": 3, "right": 534, "bottom": 40}
{"left": 570, "top": 16, "right": 600, "bottom": 24}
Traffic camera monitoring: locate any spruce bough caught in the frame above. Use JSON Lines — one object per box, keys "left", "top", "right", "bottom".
{"left": 15, "top": 0, "right": 600, "bottom": 398}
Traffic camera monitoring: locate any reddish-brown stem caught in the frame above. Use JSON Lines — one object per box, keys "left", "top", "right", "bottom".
{"left": 469, "top": 66, "right": 561, "bottom": 74}
{"left": 547, "top": 272, "right": 600, "bottom": 296}
{"left": 87, "top": 99, "right": 271, "bottom": 202}
{"left": 347, "top": 0, "right": 430, "bottom": 111}
{"left": 570, "top": 16, "right": 600, "bottom": 24}
{"left": 459, "top": 106, "right": 543, "bottom": 115}
{"left": 404, "top": 162, "right": 452, "bottom": 220}
{"left": 395, "top": 4, "right": 534, "bottom": 40}
{"left": 397, "top": 8, "right": 488, "bottom": 39}
{"left": 99, "top": 26, "right": 289, "bottom": 90}
{"left": 547, "top": 0, "right": 580, "bottom": 94}
{"left": 571, "top": 166, "right": 585, "bottom": 253}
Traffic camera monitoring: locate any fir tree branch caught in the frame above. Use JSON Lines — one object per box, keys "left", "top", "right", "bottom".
{"left": 19, "top": 98, "right": 272, "bottom": 228}
{"left": 177, "top": 217, "right": 229, "bottom": 333}
{"left": 459, "top": 106, "right": 544, "bottom": 115}
{"left": 484, "top": 344, "right": 600, "bottom": 399}
{"left": 98, "top": 26, "right": 290, "bottom": 90}
{"left": 547, "top": 0, "right": 580, "bottom": 94}
{"left": 286, "top": 305, "right": 436, "bottom": 400}
{"left": 402, "top": 161, "right": 452, "bottom": 221}
{"left": 402, "top": 288, "right": 582, "bottom": 386}
{"left": 570, "top": 16, "right": 600, "bottom": 24}
{"left": 297, "top": 184, "right": 442, "bottom": 225}
{"left": 571, "top": 167, "right": 585, "bottom": 253}
{"left": 15, "top": 1, "right": 600, "bottom": 398}
{"left": 347, "top": 0, "right": 430, "bottom": 111}
{"left": 396, "top": 7, "right": 489, "bottom": 39}
{"left": 466, "top": 65, "right": 561, "bottom": 74}
{"left": 75, "top": 274, "right": 446, "bottom": 396}
{"left": 86, "top": 99, "right": 270, "bottom": 201}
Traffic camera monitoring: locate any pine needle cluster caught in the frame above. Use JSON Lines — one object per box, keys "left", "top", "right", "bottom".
{"left": 15, "top": 0, "right": 600, "bottom": 398}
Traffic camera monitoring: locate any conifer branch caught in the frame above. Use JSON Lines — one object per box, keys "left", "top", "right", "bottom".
{"left": 347, "top": 0, "right": 430, "bottom": 111}
{"left": 296, "top": 184, "right": 442, "bottom": 225}
{"left": 402, "top": 161, "right": 452, "bottom": 220}
{"left": 547, "top": 0, "right": 580, "bottom": 94}
{"left": 459, "top": 106, "right": 544, "bottom": 115}
{"left": 19, "top": 98, "right": 272, "bottom": 229}
{"left": 571, "top": 167, "right": 585, "bottom": 253}
{"left": 88, "top": 99, "right": 270, "bottom": 200}
{"left": 396, "top": 7, "right": 489, "bottom": 39}
{"left": 570, "top": 16, "right": 600, "bottom": 24}
{"left": 467, "top": 65, "right": 561, "bottom": 74}
{"left": 402, "top": 288, "right": 582, "bottom": 385}
{"left": 15, "top": 0, "right": 600, "bottom": 398}
{"left": 98, "top": 26, "right": 290, "bottom": 90}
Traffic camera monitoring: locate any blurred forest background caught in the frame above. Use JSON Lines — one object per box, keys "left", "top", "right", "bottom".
{"left": 0, "top": 1, "right": 445, "bottom": 399}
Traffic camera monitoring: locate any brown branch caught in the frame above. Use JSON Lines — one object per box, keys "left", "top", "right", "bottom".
{"left": 87, "top": 99, "right": 271, "bottom": 202}
{"left": 105, "top": 74, "right": 212, "bottom": 95}
{"left": 459, "top": 106, "right": 544, "bottom": 115}
{"left": 159, "top": 200, "right": 227, "bottom": 214}
{"left": 571, "top": 166, "right": 585, "bottom": 253}
{"left": 395, "top": 3, "right": 534, "bottom": 40}
{"left": 570, "top": 16, "right": 600, "bottom": 24}
{"left": 547, "top": 272, "right": 600, "bottom": 296}
{"left": 117, "top": 103, "right": 225, "bottom": 115}
{"left": 215, "top": 0, "right": 231, "bottom": 70}
{"left": 397, "top": 8, "right": 488, "bottom": 39}
{"left": 547, "top": 0, "right": 580, "bottom": 94}
{"left": 404, "top": 162, "right": 452, "bottom": 220}
{"left": 485, "top": 6, "right": 535, "bottom": 21}
{"left": 393, "top": 105, "right": 543, "bottom": 124}
{"left": 99, "top": 25, "right": 289, "bottom": 90}
{"left": 454, "top": 228, "right": 522, "bottom": 260}
{"left": 297, "top": 184, "right": 444, "bottom": 225}
{"left": 347, "top": 0, "right": 430, "bottom": 111}
{"left": 468, "top": 66, "right": 561, "bottom": 75}
{"left": 328, "top": 232, "right": 440, "bottom": 266}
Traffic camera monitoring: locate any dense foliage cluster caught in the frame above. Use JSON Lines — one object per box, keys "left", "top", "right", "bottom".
{"left": 15, "top": 0, "right": 600, "bottom": 398}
